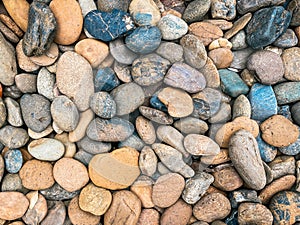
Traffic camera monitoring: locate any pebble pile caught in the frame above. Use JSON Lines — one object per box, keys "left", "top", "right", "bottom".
{"left": 0, "top": 0, "right": 300, "bottom": 224}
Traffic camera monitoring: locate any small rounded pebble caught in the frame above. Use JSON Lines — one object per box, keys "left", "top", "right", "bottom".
{"left": 37, "top": 67, "right": 55, "bottom": 101}
{"left": 0, "top": 126, "right": 29, "bottom": 149}
{"left": 174, "top": 117, "right": 208, "bottom": 134}
{"left": 139, "top": 146, "right": 158, "bottom": 177}
{"left": 29, "top": 43, "right": 59, "bottom": 66}
{"left": 0, "top": 192, "right": 29, "bottom": 220}
{"left": 238, "top": 203, "right": 273, "bottom": 225}
{"left": 182, "top": 0, "right": 211, "bottom": 22}
{"left": 40, "top": 201, "right": 66, "bottom": 225}
{"left": 232, "top": 94, "right": 251, "bottom": 119}
{"left": 208, "top": 48, "right": 234, "bottom": 69}
{"left": 4, "top": 149, "right": 23, "bottom": 174}
{"left": 1, "top": 173, "right": 25, "bottom": 193}
{"left": 4, "top": 97, "right": 23, "bottom": 127}
{"left": 155, "top": 42, "right": 183, "bottom": 63}
{"left": 136, "top": 116, "right": 156, "bottom": 145}
{"left": 137, "top": 209, "right": 160, "bottom": 225}
{"left": 16, "top": 40, "right": 40, "bottom": 73}
{"left": 130, "top": 176, "right": 154, "bottom": 208}
{"left": 158, "top": 14, "right": 188, "bottom": 40}
{"left": 15, "top": 73, "right": 37, "bottom": 93}
{"left": 109, "top": 38, "right": 138, "bottom": 65}
{"left": 213, "top": 166, "right": 244, "bottom": 191}
{"left": 89, "top": 92, "right": 116, "bottom": 119}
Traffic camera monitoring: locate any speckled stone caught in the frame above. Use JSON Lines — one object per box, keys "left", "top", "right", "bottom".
{"left": 198, "top": 57, "right": 220, "bottom": 88}
{"left": 97, "top": 0, "right": 130, "bottom": 12}
{"left": 282, "top": 47, "right": 300, "bottom": 81}
{"left": 208, "top": 48, "right": 234, "bottom": 69}
{"left": 184, "top": 134, "right": 220, "bottom": 156}
{"left": 232, "top": 94, "right": 251, "bottom": 119}
{"left": 256, "top": 134, "right": 277, "bottom": 163}
{"left": 229, "top": 189, "right": 260, "bottom": 209}
{"left": 174, "top": 117, "right": 208, "bottom": 134}
{"left": 231, "top": 30, "right": 248, "bottom": 50}
{"left": 130, "top": 176, "right": 154, "bottom": 208}
{"left": 4, "top": 149, "right": 23, "bottom": 174}
{"left": 37, "top": 68, "right": 55, "bottom": 101}
{"left": 118, "top": 133, "right": 145, "bottom": 151}
{"left": 274, "top": 28, "right": 298, "bottom": 48}
{"left": 238, "top": 203, "right": 273, "bottom": 225}
{"left": 0, "top": 192, "right": 29, "bottom": 220}
{"left": 125, "top": 26, "right": 162, "bottom": 54}
{"left": 4, "top": 97, "right": 23, "bottom": 127}
{"left": 274, "top": 82, "right": 300, "bottom": 105}
{"left": 237, "top": 0, "right": 285, "bottom": 14}
{"left": 94, "top": 67, "right": 120, "bottom": 92}
{"left": 89, "top": 92, "right": 116, "bottom": 119}
{"left": 158, "top": 14, "right": 188, "bottom": 40}
{"left": 246, "top": 6, "right": 291, "bottom": 49}
{"left": 40, "top": 183, "right": 79, "bottom": 201}
{"left": 230, "top": 48, "right": 254, "bottom": 70}
{"left": 109, "top": 38, "right": 138, "bottom": 65}
{"left": 182, "top": 0, "right": 211, "bottom": 22}
{"left": 213, "top": 166, "right": 244, "bottom": 191}
{"left": 79, "top": 136, "right": 111, "bottom": 155}
{"left": 279, "top": 126, "right": 300, "bottom": 155}
{"left": 137, "top": 209, "right": 160, "bottom": 225}
{"left": 288, "top": 0, "right": 300, "bottom": 26}
{"left": 211, "top": 0, "right": 236, "bottom": 20}
{"left": 0, "top": 126, "right": 29, "bottom": 148}
{"left": 139, "top": 106, "right": 173, "bottom": 124}
{"left": 139, "top": 146, "right": 157, "bottom": 177}
{"left": 15, "top": 73, "right": 37, "bottom": 94}
{"left": 39, "top": 200, "right": 66, "bottom": 225}
{"left": 156, "top": 42, "right": 183, "bottom": 63}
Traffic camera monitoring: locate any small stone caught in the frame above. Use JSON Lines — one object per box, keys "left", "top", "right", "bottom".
{"left": 74, "top": 149, "right": 93, "bottom": 165}
{"left": 1, "top": 173, "right": 25, "bottom": 193}
{"left": 224, "top": 13, "right": 252, "bottom": 39}
{"left": 28, "top": 126, "right": 53, "bottom": 140}
{"left": 274, "top": 28, "right": 298, "bottom": 48}
{"left": 40, "top": 201, "right": 66, "bottom": 225}
{"left": 231, "top": 30, "right": 248, "bottom": 50}
{"left": 40, "top": 183, "right": 79, "bottom": 201}
{"left": 4, "top": 149, "right": 22, "bottom": 174}
{"left": 282, "top": 47, "right": 300, "bottom": 81}
{"left": 79, "top": 136, "right": 111, "bottom": 155}
{"left": 139, "top": 106, "right": 173, "bottom": 124}
{"left": 130, "top": 176, "right": 154, "bottom": 208}
{"left": 0, "top": 20, "right": 19, "bottom": 43}
{"left": 269, "top": 156, "right": 296, "bottom": 181}
{"left": 205, "top": 19, "right": 233, "bottom": 30}
{"left": 15, "top": 73, "right": 37, "bottom": 94}
{"left": 109, "top": 38, "right": 138, "bottom": 65}
{"left": 156, "top": 42, "right": 183, "bottom": 64}
{"left": 274, "top": 81, "right": 300, "bottom": 104}
{"left": 104, "top": 191, "right": 141, "bottom": 225}
{"left": 193, "top": 193, "right": 231, "bottom": 223}
{"left": 211, "top": 0, "right": 236, "bottom": 20}
{"left": 50, "top": 0, "right": 82, "bottom": 45}
{"left": 19, "top": 159, "right": 54, "bottom": 190}
{"left": 152, "top": 173, "right": 185, "bottom": 208}
{"left": 174, "top": 117, "right": 208, "bottom": 134}
{"left": 75, "top": 38, "right": 109, "bottom": 68}
{"left": 182, "top": 0, "right": 211, "bottom": 23}
{"left": 0, "top": 126, "right": 29, "bottom": 148}
{"left": 208, "top": 38, "right": 232, "bottom": 50}
{"left": 238, "top": 203, "right": 273, "bottom": 225}
{"left": 213, "top": 165, "right": 244, "bottom": 191}
{"left": 118, "top": 133, "right": 145, "bottom": 151}
{"left": 279, "top": 125, "right": 300, "bottom": 155}
{"left": 198, "top": 57, "right": 220, "bottom": 88}
{"left": 229, "top": 189, "right": 260, "bottom": 209}
{"left": 125, "top": 26, "right": 162, "bottom": 54}
{"left": 89, "top": 92, "right": 116, "bottom": 119}
{"left": 0, "top": 14, "right": 24, "bottom": 37}
{"left": 113, "top": 61, "right": 132, "bottom": 83}
{"left": 288, "top": 0, "right": 300, "bottom": 26}
{"left": 28, "top": 138, "right": 64, "bottom": 161}
{"left": 137, "top": 209, "right": 160, "bottom": 225}
{"left": 208, "top": 48, "right": 234, "bottom": 69}
{"left": 89, "top": 147, "right": 140, "bottom": 190}
{"left": 232, "top": 94, "right": 251, "bottom": 119}
{"left": 97, "top": 0, "right": 130, "bottom": 12}
{"left": 158, "top": 14, "right": 188, "bottom": 40}
{"left": 37, "top": 68, "right": 55, "bottom": 101}
{"left": 136, "top": 116, "right": 156, "bottom": 145}
{"left": 184, "top": 134, "right": 220, "bottom": 156}
{"left": 4, "top": 97, "right": 23, "bottom": 127}
{"left": 16, "top": 40, "right": 40, "bottom": 73}
{"left": 53, "top": 133, "right": 75, "bottom": 158}
{"left": 260, "top": 115, "right": 299, "bottom": 147}
{"left": 256, "top": 134, "right": 277, "bottom": 163}
{"left": 0, "top": 192, "right": 29, "bottom": 220}
{"left": 94, "top": 67, "right": 120, "bottom": 92}
{"left": 79, "top": 183, "right": 112, "bottom": 216}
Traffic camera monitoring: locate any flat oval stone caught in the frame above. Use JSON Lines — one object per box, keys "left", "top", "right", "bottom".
{"left": 28, "top": 138, "right": 64, "bottom": 161}
{"left": 183, "top": 0, "right": 211, "bottom": 22}
{"left": 224, "top": 12, "right": 252, "bottom": 40}
{"left": 125, "top": 26, "right": 162, "bottom": 54}
{"left": 79, "top": 136, "right": 111, "bottom": 154}
{"left": 158, "top": 14, "right": 188, "bottom": 40}
{"left": 213, "top": 166, "right": 244, "bottom": 191}
{"left": 0, "top": 126, "right": 29, "bottom": 148}
{"left": 89, "top": 147, "right": 140, "bottom": 190}
{"left": 139, "top": 146, "right": 157, "bottom": 177}
{"left": 110, "top": 38, "right": 138, "bottom": 65}
{"left": 273, "top": 28, "right": 298, "bottom": 48}
{"left": 260, "top": 115, "right": 299, "bottom": 147}
{"left": 37, "top": 67, "right": 55, "bottom": 101}
{"left": 130, "top": 176, "right": 154, "bottom": 208}
{"left": 94, "top": 67, "right": 120, "bottom": 92}
{"left": 164, "top": 62, "right": 206, "bottom": 93}
{"left": 84, "top": 9, "right": 134, "bottom": 42}
{"left": 50, "top": 0, "right": 83, "bottom": 45}
{"left": 118, "top": 133, "right": 145, "bottom": 151}
{"left": 139, "top": 106, "right": 173, "bottom": 124}
{"left": 89, "top": 92, "right": 116, "bottom": 118}
{"left": 184, "top": 134, "right": 220, "bottom": 156}
{"left": 274, "top": 81, "right": 300, "bottom": 105}
{"left": 282, "top": 47, "right": 300, "bottom": 81}
{"left": 136, "top": 116, "right": 156, "bottom": 145}
{"left": 238, "top": 203, "right": 273, "bottom": 225}
{"left": 5, "top": 97, "right": 23, "bottom": 127}
{"left": 174, "top": 117, "right": 208, "bottom": 134}
{"left": 237, "top": 0, "right": 285, "bottom": 14}
{"left": 4, "top": 149, "right": 23, "bottom": 174}
{"left": 208, "top": 48, "right": 234, "bottom": 69}
{"left": 137, "top": 209, "right": 160, "bottom": 225}
{"left": 16, "top": 39, "right": 40, "bottom": 73}
{"left": 229, "top": 129, "right": 267, "bottom": 190}
{"left": 0, "top": 192, "right": 29, "bottom": 220}
{"left": 15, "top": 73, "right": 37, "bottom": 94}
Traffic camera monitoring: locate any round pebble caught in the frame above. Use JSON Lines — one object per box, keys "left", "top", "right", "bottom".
{"left": 15, "top": 73, "right": 37, "bottom": 93}
{"left": 238, "top": 203, "right": 273, "bottom": 225}
{"left": 29, "top": 43, "right": 59, "bottom": 66}
{"left": 136, "top": 116, "right": 156, "bottom": 145}
{"left": 174, "top": 117, "right": 209, "bottom": 134}
{"left": 37, "top": 67, "right": 55, "bottom": 101}
{"left": 0, "top": 192, "right": 29, "bottom": 220}
{"left": 137, "top": 209, "right": 160, "bottom": 225}
{"left": 89, "top": 92, "right": 116, "bottom": 119}
{"left": 158, "top": 14, "right": 188, "bottom": 40}
{"left": 39, "top": 201, "right": 66, "bottom": 225}
{"left": 0, "top": 125, "right": 29, "bottom": 149}
{"left": 208, "top": 48, "right": 234, "bottom": 69}
{"left": 4, "top": 149, "right": 23, "bottom": 174}
{"left": 182, "top": 0, "right": 211, "bottom": 22}
{"left": 213, "top": 166, "right": 244, "bottom": 191}
{"left": 109, "top": 38, "right": 138, "bottom": 65}
{"left": 139, "top": 146, "right": 158, "bottom": 177}
{"left": 130, "top": 176, "right": 154, "bottom": 208}
{"left": 5, "top": 97, "right": 23, "bottom": 127}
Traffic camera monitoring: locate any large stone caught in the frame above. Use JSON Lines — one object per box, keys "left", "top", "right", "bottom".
{"left": 0, "top": 192, "right": 29, "bottom": 220}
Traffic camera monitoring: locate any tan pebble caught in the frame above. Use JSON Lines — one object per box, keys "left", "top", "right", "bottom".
{"left": 152, "top": 173, "right": 185, "bottom": 208}
{"left": 204, "top": 19, "right": 233, "bottom": 30}
{"left": 215, "top": 116, "right": 259, "bottom": 148}
{"left": 19, "top": 159, "right": 55, "bottom": 190}
{"left": 68, "top": 196, "right": 101, "bottom": 225}
{"left": 0, "top": 14, "right": 23, "bottom": 37}
{"left": 184, "top": 134, "right": 220, "bottom": 156}
{"left": 89, "top": 147, "right": 140, "bottom": 190}
{"left": 79, "top": 183, "right": 112, "bottom": 216}
{"left": 54, "top": 133, "right": 76, "bottom": 158}
{"left": 2, "top": 0, "right": 29, "bottom": 31}
{"left": 69, "top": 109, "right": 94, "bottom": 142}
{"left": 46, "top": 62, "right": 57, "bottom": 74}
{"left": 208, "top": 38, "right": 232, "bottom": 50}
{"left": 174, "top": 117, "right": 209, "bottom": 134}
{"left": 104, "top": 190, "right": 141, "bottom": 225}
{"left": 98, "top": 53, "right": 115, "bottom": 69}
{"left": 29, "top": 43, "right": 59, "bottom": 66}
{"left": 8, "top": 222, "right": 25, "bottom": 225}
{"left": 75, "top": 38, "right": 109, "bottom": 68}
{"left": 208, "top": 48, "right": 234, "bottom": 69}
{"left": 224, "top": 13, "right": 252, "bottom": 39}
{"left": 259, "top": 175, "right": 296, "bottom": 204}
{"left": 160, "top": 199, "right": 192, "bottom": 225}
{"left": 137, "top": 209, "right": 160, "bottom": 225}
{"left": 161, "top": 9, "right": 182, "bottom": 18}
{"left": 136, "top": 116, "right": 156, "bottom": 145}
{"left": 0, "top": 20, "right": 19, "bottom": 43}
{"left": 198, "top": 57, "right": 220, "bottom": 88}
{"left": 201, "top": 149, "right": 230, "bottom": 165}
{"left": 213, "top": 165, "right": 244, "bottom": 191}
{"left": 0, "top": 192, "right": 29, "bottom": 220}
{"left": 53, "top": 158, "right": 89, "bottom": 192}
{"left": 16, "top": 40, "right": 40, "bottom": 72}
{"left": 211, "top": 221, "right": 226, "bottom": 225}
{"left": 139, "top": 146, "right": 157, "bottom": 177}
{"left": 28, "top": 125, "right": 53, "bottom": 139}
{"left": 0, "top": 155, "right": 4, "bottom": 182}
{"left": 50, "top": 0, "right": 83, "bottom": 45}
{"left": 130, "top": 176, "right": 155, "bottom": 208}
{"left": 260, "top": 115, "right": 299, "bottom": 147}
{"left": 238, "top": 203, "right": 273, "bottom": 225}
{"left": 22, "top": 191, "right": 47, "bottom": 225}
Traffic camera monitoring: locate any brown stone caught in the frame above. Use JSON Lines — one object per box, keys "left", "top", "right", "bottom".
{"left": 189, "top": 21, "right": 223, "bottom": 46}
{"left": 16, "top": 40, "right": 40, "bottom": 72}
{"left": 130, "top": 176, "right": 154, "bottom": 208}
{"left": 152, "top": 173, "right": 185, "bottom": 208}
{"left": 238, "top": 203, "right": 273, "bottom": 225}
{"left": 208, "top": 48, "right": 234, "bottom": 69}
{"left": 204, "top": 19, "right": 233, "bottom": 30}
{"left": 193, "top": 193, "right": 231, "bottom": 223}
{"left": 53, "top": 158, "right": 89, "bottom": 192}
{"left": 295, "top": 26, "right": 300, "bottom": 45}
{"left": 104, "top": 190, "right": 141, "bottom": 225}
{"left": 139, "top": 106, "right": 173, "bottom": 125}
{"left": 68, "top": 196, "right": 101, "bottom": 225}
{"left": 0, "top": 14, "right": 23, "bottom": 37}
{"left": 260, "top": 115, "right": 299, "bottom": 147}
{"left": 0, "top": 192, "right": 29, "bottom": 220}
{"left": 19, "top": 159, "right": 55, "bottom": 190}
{"left": 208, "top": 38, "right": 232, "bottom": 50}
{"left": 0, "top": 20, "right": 19, "bottom": 43}
{"left": 224, "top": 13, "right": 252, "bottom": 39}
{"left": 136, "top": 116, "right": 156, "bottom": 145}
{"left": 89, "top": 147, "right": 140, "bottom": 190}
{"left": 40, "top": 201, "right": 66, "bottom": 225}
{"left": 75, "top": 38, "right": 109, "bottom": 68}
{"left": 282, "top": 47, "right": 300, "bottom": 81}
{"left": 50, "top": 0, "right": 83, "bottom": 45}
{"left": 213, "top": 165, "right": 244, "bottom": 191}
{"left": 137, "top": 209, "right": 160, "bottom": 225}
{"left": 29, "top": 43, "right": 59, "bottom": 66}
{"left": 201, "top": 149, "right": 230, "bottom": 165}
{"left": 160, "top": 199, "right": 192, "bottom": 225}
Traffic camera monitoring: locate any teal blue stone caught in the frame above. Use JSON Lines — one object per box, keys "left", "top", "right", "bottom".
{"left": 274, "top": 82, "right": 300, "bottom": 104}
{"left": 125, "top": 26, "right": 162, "bottom": 54}
{"left": 248, "top": 83, "right": 277, "bottom": 121}
{"left": 219, "top": 69, "right": 249, "bottom": 97}
{"left": 94, "top": 67, "right": 120, "bottom": 92}
{"left": 256, "top": 134, "right": 277, "bottom": 162}
{"left": 278, "top": 105, "right": 293, "bottom": 121}
{"left": 4, "top": 149, "right": 23, "bottom": 174}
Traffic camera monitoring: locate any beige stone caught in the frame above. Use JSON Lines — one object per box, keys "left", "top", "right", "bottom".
{"left": 0, "top": 192, "right": 29, "bottom": 220}
{"left": 137, "top": 209, "right": 160, "bottom": 225}
{"left": 29, "top": 43, "right": 59, "bottom": 66}
{"left": 136, "top": 116, "right": 156, "bottom": 145}
{"left": 16, "top": 40, "right": 40, "bottom": 72}
{"left": 208, "top": 48, "right": 234, "bottom": 69}
{"left": 130, "top": 176, "right": 155, "bottom": 208}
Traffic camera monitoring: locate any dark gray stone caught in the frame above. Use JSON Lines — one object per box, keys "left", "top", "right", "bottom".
{"left": 40, "top": 183, "right": 79, "bottom": 201}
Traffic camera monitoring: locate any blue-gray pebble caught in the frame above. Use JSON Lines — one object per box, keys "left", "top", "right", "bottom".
{"left": 274, "top": 81, "right": 300, "bottom": 104}
{"left": 256, "top": 134, "right": 277, "bottom": 162}
{"left": 94, "top": 67, "right": 120, "bottom": 92}
{"left": 4, "top": 149, "right": 23, "bottom": 174}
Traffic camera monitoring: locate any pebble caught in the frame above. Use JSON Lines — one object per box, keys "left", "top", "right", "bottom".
{"left": 229, "top": 189, "right": 260, "bottom": 208}
{"left": 139, "top": 146, "right": 157, "bottom": 177}
{"left": 125, "top": 26, "right": 162, "bottom": 54}
{"left": 278, "top": 105, "right": 293, "bottom": 121}
{"left": 208, "top": 48, "right": 234, "bottom": 69}
{"left": 152, "top": 173, "right": 185, "bottom": 208}
{"left": 88, "top": 147, "right": 140, "bottom": 190}
{"left": 28, "top": 138, "right": 64, "bottom": 161}
{"left": 104, "top": 191, "right": 141, "bottom": 225}
{"left": 274, "top": 28, "right": 298, "bottom": 48}
{"left": 211, "top": 0, "right": 236, "bottom": 20}
{"left": 269, "top": 191, "right": 300, "bottom": 225}
{"left": 158, "top": 87, "right": 193, "bottom": 118}
{"left": 89, "top": 92, "right": 116, "bottom": 119}
{"left": 0, "top": 33, "right": 17, "bottom": 86}
{"left": 282, "top": 47, "right": 300, "bottom": 81}
{"left": 160, "top": 199, "right": 192, "bottom": 225}
{"left": 0, "top": 155, "right": 3, "bottom": 182}
{"left": 219, "top": 69, "right": 249, "bottom": 97}
{"left": 15, "top": 73, "right": 37, "bottom": 93}
{"left": 1, "top": 173, "right": 25, "bottom": 193}
{"left": 74, "top": 149, "right": 93, "bottom": 165}
{"left": 269, "top": 156, "right": 296, "bottom": 180}
{"left": 201, "top": 148, "right": 231, "bottom": 165}
{"left": 157, "top": 14, "right": 188, "bottom": 40}
{"left": 22, "top": 191, "right": 48, "bottom": 225}
{"left": 113, "top": 61, "right": 132, "bottom": 83}
{"left": 19, "top": 159, "right": 54, "bottom": 190}
{"left": 208, "top": 38, "right": 232, "bottom": 50}
{"left": 182, "top": 0, "right": 211, "bottom": 22}
{"left": 232, "top": 94, "right": 251, "bottom": 119}
{"left": 84, "top": 9, "right": 134, "bottom": 42}
{"left": 229, "top": 129, "right": 267, "bottom": 190}
{"left": 68, "top": 196, "right": 100, "bottom": 225}
{"left": 16, "top": 40, "right": 40, "bottom": 73}
{"left": 40, "top": 183, "right": 79, "bottom": 201}
{"left": 4, "top": 97, "right": 23, "bottom": 127}
{"left": 54, "top": 133, "right": 76, "bottom": 158}
{"left": 288, "top": 0, "right": 300, "bottom": 26}
{"left": 50, "top": 0, "right": 83, "bottom": 45}
{"left": 274, "top": 81, "right": 300, "bottom": 104}
{"left": 0, "top": 126, "right": 29, "bottom": 148}
{"left": 238, "top": 203, "right": 273, "bottom": 225}
{"left": 40, "top": 201, "right": 66, "bottom": 225}
{"left": 56, "top": 51, "right": 94, "bottom": 111}
{"left": 136, "top": 116, "right": 156, "bottom": 145}
{"left": 129, "top": 0, "right": 161, "bottom": 26}
{"left": 164, "top": 62, "right": 206, "bottom": 93}
{"left": 0, "top": 192, "right": 29, "bottom": 220}
{"left": 28, "top": 125, "right": 53, "bottom": 140}
{"left": 109, "top": 38, "right": 139, "bottom": 65}
{"left": 198, "top": 57, "right": 220, "bottom": 88}
{"left": 256, "top": 134, "right": 277, "bottom": 163}
{"left": 131, "top": 54, "right": 170, "bottom": 86}
{"left": 205, "top": 19, "right": 233, "bottom": 30}
{"left": 182, "top": 172, "right": 214, "bottom": 204}
{"left": 180, "top": 34, "right": 208, "bottom": 69}
{"left": 231, "top": 30, "right": 248, "bottom": 50}
{"left": 246, "top": 6, "right": 292, "bottom": 49}
{"left": 193, "top": 193, "right": 231, "bottom": 223}
{"left": 79, "top": 136, "right": 111, "bottom": 155}
{"left": 118, "top": 133, "right": 145, "bottom": 151}
{"left": 130, "top": 176, "right": 154, "bottom": 208}
{"left": 156, "top": 42, "right": 183, "bottom": 64}
{"left": 189, "top": 21, "right": 223, "bottom": 46}
{"left": 247, "top": 50, "right": 284, "bottom": 85}
{"left": 184, "top": 134, "right": 220, "bottom": 156}
{"left": 174, "top": 117, "right": 208, "bottom": 134}
{"left": 94, "top": 67, "right": 120, "bottom": 92}
{"left": 74, "top": 38, "right": 109, "bottom": 68}
{"left": 97, "top": 0, "right": 130, "bottom": 12}
{"left": 213, "top": 166, "right": 244, "bottom": 191}
{"left": 0, "top": 14, "right": 23, "bottom": 37}
{"left": 260, "top": 115, "right": 299, "bottom": 147}
{"left": 0, "top": 20, "right": 19, "bottom": 43}
{"left": 230, "top": 47, "right": 254, "bottom": 70}
{"left": 22, "top": 1, "right": 56, "bottom": 57}
{"left": 137, "top": 209, "right": 160, "bottom": 225}
{"left": 279, "top": 126, "right": 300, "bottom": 155}
{"left": 224, "top": 13, "right": 252, "bottom": 40}
{"left": 79, "top": 183, "right": 112, "bottom": 216}
{"left": 4, "top": 149, "right": 22, "bottom": 174}
{"left": 37, "top": 68, "right": 55, "bottom": 101}
{"left": 292, "top": 102, "right": 300, "bottom": 125}
{"left": 237, "top": 0, "right": 285, "bottom": 14}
